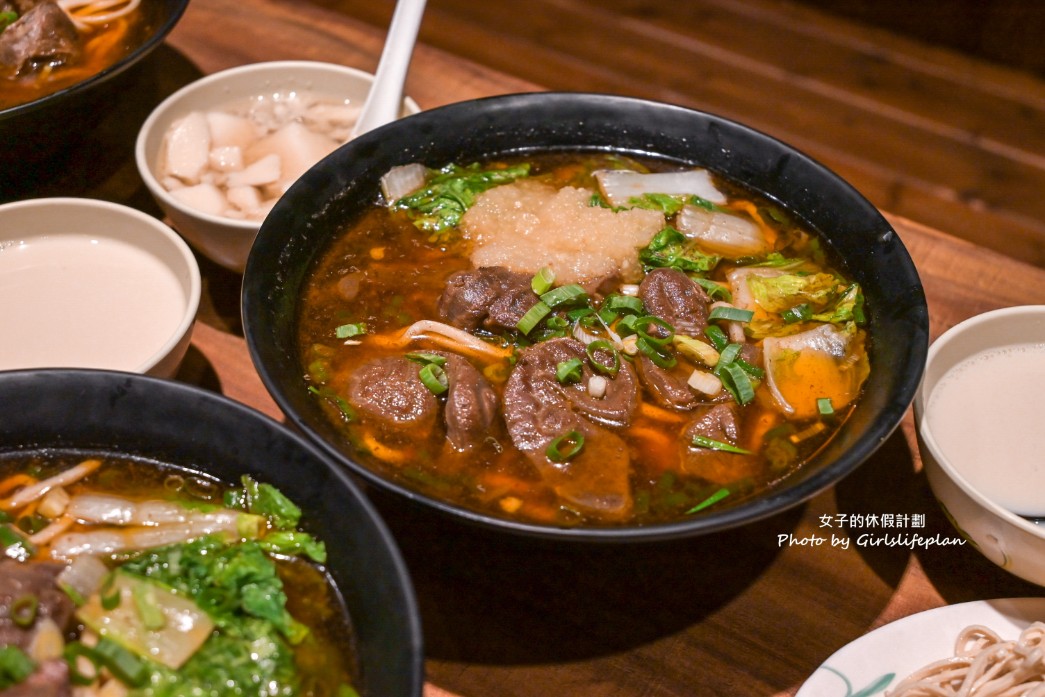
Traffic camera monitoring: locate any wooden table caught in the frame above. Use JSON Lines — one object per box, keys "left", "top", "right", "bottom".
{"left": 27, "top": 0, "right": 1045, "bottom": 694}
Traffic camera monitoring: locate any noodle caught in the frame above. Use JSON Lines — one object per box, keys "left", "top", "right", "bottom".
{"left": 57, "top": 0, "right": 140, "bottom": 31}
{"left": 888, "top": 623, "right": 1045, "bottom": 696}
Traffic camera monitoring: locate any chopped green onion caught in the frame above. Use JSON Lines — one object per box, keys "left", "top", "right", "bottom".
{"left": 636, "top": 336, "right": 677, "bottom": 369}
{"left": 132, "top": 582, "right": 166, "bottom": 631}
{"left": 0, "top": 525, "right": 33, "bottom": 562}
{"left": 566, "top": 307, "right": 595, "bottom": 322}
{"left": 94, "top": 638, "right": 149, "bottom": 687}
{"left": 10, "top": 595, "right": 38, "bottom": 628}
{"left": 719, "top": 362, "right": 756, "bottom": 405}
{"left": 335, "top": 322, "right": 367, "bottom": 339}
{"left": 516, "top": 301, "right": 551, "bottom": 334}
{"left": 817, "top": 397, "right": 835, "bottom": 415}
{"left": 596, "top": 306, "right": 619, "bottom": 325}
{"left": 531, "top": 267, "right": 556, "bottom": 295}
{"left": 690, "top": 435, "right": 752, "bottom": 454}
{"left": 585, "top": 339, "right": 621, "bottom": 376}
{"left": 418, "top": 363, "right": 449, "bottom": 395}
{"left": 556, "top": 358, "right": 584, "bottom": 384}
{"left": 633, "top": 315, "right": 674, "bottom": 346}
{"left": 405, "top": 352, "right": 446, "bottom": 366}
{"left": 704, "top": 325, "right": 729, "bottom": 351}
{"left": 735, "top": 358, "right": 765, "bottom": 379}
{"left": 685, "top": 487, "right": 731, "bottom": 514}
{"left": 691, "top": 277, "right": 732, "bottom": 302}
{"left": 604, "top": 294, "right": 644, "bottom": 315}
{"left": 546, "top": 430, "right": 585, "bottom": 463}
{"left": 708, "top": 306, "right": 754, "bottom": 323}
{"left": 100, "top": 573, "right": 121, "bottom": 610}
{"left": 781, "top": 303, "right": 813, "bottom": 324}
{"left": 0, "top": 645, "right": 35, "bottom": 691}
{"left": 63, "top": 643, "right": 100, "bottom": 686}
{"left": 540, "top": 284, "right": 588, "bottom": 308}
{"left": 717, "top": 342, "right": 742, "bottom": 365}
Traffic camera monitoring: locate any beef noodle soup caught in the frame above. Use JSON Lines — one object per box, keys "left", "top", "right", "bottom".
{"left": 296, "top": 153, "right": 871, "bottom": 527}
{"left": 0, "top": 0, "right": 146, "bottom": 109}
{"left": 0, "top": 454, "right": 357, "bottom": 697}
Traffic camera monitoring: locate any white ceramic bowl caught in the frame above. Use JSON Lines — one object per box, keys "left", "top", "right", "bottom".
{"left": 0, "top": 198, "right": 201, "bottom": 378}
{"left": 135, "top": 60, "right": 421, "bottom": 273}
{"left": 915, "top": 305, "right": 1045, "bottom": 586}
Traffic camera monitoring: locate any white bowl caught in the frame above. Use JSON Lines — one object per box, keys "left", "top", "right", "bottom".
{"left": 135, "top": 60, "right": 421, "bottom": 273}
{"left": 914, "top": 305, "right": 1045, "bottom": 586}
{"left": 0, "top": 198, "right": 201, "bottom": 378}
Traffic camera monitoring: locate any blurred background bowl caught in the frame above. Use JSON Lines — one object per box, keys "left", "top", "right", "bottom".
{"left": 0, "top": 368, "right": 425, "bottom": 696}
{"left": 0, "top": 0, "right": 188, "bottom": 181}
{"left": 135, "top": 60, "right": 421, "bottom": 273}
{"left": 915, "top": 305, "right": 1045, "bottom": 586}
{"left": 0, "top": 197, "right": 200, "bottom": 377}
{"left": 242, "top": 92, "right": 929, "bottom": 542}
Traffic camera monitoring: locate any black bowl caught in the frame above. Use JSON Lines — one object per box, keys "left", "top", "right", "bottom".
{"left": 242, "top": 92, "right": 929, "bottom": 542}
{"left": 0, "top": 0, "right": 188, "bottom": 176}
{"left": 0, "top": 369, "right": 424, "bottom": 697}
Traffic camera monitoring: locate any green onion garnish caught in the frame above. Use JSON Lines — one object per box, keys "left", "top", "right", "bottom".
{"left": 335, "top": 322, "right": 367, "bottom": 339}
{"left": 546, "top": 430, "right": 585, "bottom": 463}
{"left": 692, "top": 277, "right": 732, "bottom": 302}
{"left": 690, "top": 435, "right": 752, "bottom": 454}
{"left": 719, "top": 362, "right": 756, "bottom": 405}
{"left": 633, "top": 315, "right": 674, "bottom": 346}
{"left": 685, "top": 487, "right": 731, "bottom": 514}
{"left": 94, "top": 638, "right": 149, "bottom": 688}
{"left": 585, "top": 339, "right": 621, "bottom": 376}
{"left": 704, "top": 325, "right": 729, "bottom": 351}
{"left": 817, "top": 397, "right": 835, "bottom": 415}
{"left": 418, "top": 363, "right": 449, "bottom": 395}
{"left": 556, "top": 358, "right": 584, "bottom": 384}
{"left": 717, "top": 342, "right": 742, "bottom": 366}
{"left": 781, "top": 303, "right": 813, "bottom": 324}
{"left": 636, "top": 336, "right": 677, "bottom": 369}
{"left": 540, "top": 284, "right": 588, "bottom": 308}
{"left": 531, "top": 267, "right": 556, "bottom": 295}
{"left": 708, "top": 306, "right": 754, "bottom": 323}
{"left": 604, "top": 294, "right": 644, "bottom": 315}
{"left": 516, "top": 301, "right": 551, "bottom": 334}
{"left": 405, "top": 352, "right": 446, "bottom": 366}
{"left": 10, "top": 595, "right": 38, "bottom": 628}
{"left": 132, "top": 583, "right": 166, "bottom": 631}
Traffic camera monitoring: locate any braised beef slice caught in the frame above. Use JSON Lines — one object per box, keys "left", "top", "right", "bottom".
{"left": 502, "top": 338, "right": 637, "bottom": 519}
{"left": 3, "top": 659, "right": 70, "bottom": 697}
{"left": 638, "top": 267, "right": 711, "bottom": 337}
{"left": 0, "top": 560, "right": 75, "bottom": 650}
{"left": 678, "top": 403, "right": 760, "bottom": 485}
{"left": 347, "top": 356, "right": 439, "bottom": 432}
{"left": 437, "top": 267, "right": 538, "bottom": 332}
{"left": 0, "top": 2, "right": 81, "bottom": 74}
{"left": 634, "top": 354, "right": 700, "bottom": 410}
{"left": 436, "top": 351, "right": 499, "bottom": 451}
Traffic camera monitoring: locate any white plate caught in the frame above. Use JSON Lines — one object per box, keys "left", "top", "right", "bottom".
{"left": 796, "top": 598, "right": 1045, "bottom": 697}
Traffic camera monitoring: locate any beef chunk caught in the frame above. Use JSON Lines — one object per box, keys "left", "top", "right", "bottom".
{"left": 437, "top": 267, "right": 538, "bottom": 332}
{"left": 0, "top": 2, "right": 81, "bottom": 75}
{"left": 638, "top": 267, "right": 710, "bottom": 337}
{"left": 347, "top": 356, "right": 439, "bottom": 432}
{"left": 634, "top": 353, "right": 701, "bottom": 411}
{"left": 502, "top": 338, "right": 638, "bottom": 519}
{"left": 0, "top": 561, "right": 75, "bottom": 650}
{"left": 437, "top": 352, "right": 499, "bottom": 451}
{"left": 678, "top": 403, "right": 759, "bottom": 485}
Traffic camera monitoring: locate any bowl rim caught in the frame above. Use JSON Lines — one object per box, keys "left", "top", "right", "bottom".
{"left": 0, "top": 196, "right": 201, "bottom": 374}
{"left": 0, "top": 366, "right": 427, "bottom": 696}
{"left": 134, "top": 59, "right": 422, "bottom": 232}
{"left": 243, "top": 90, "right": 930, "bottom": 542}
{"left": 915, "top": 304, "right": 1045, "bottom": 540}
{"left": 0, "top": 0, "right": 189, "bottom": 120}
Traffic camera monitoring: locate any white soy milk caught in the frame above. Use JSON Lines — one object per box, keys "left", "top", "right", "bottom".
{"left": 0, "top": 234, "right": 186, "bottom": 370}
{"left": 926, "top": 342, "right": 1045, "bottom": 517}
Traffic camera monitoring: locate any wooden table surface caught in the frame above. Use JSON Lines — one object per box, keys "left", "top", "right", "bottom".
{"left": 26, "top": 0, "right": 1045, "bottom": 695}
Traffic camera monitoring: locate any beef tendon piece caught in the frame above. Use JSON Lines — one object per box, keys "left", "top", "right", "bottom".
{"left": 0, "top": 2, "right": 82, "bottom": 75}
{"left": 678, "top": 403, "right": 760, "bottom": 485}
{"left": 437, "top": 266, "right": 537, "bottom": 332}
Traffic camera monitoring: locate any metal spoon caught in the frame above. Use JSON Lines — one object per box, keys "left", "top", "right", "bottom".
{"left": 350, "top": 0, "right": 427, "bottom": 139}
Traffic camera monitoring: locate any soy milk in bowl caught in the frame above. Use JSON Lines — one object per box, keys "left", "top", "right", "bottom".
{"left": 915, "top": 305, "right": 1045, "bottom": 586}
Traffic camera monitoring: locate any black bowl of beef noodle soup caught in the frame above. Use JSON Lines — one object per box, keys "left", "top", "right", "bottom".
{"left": 0, "top": 0, "right": 187, "bottom": 175}
{"left": 242, "top": 92, "right": 929, "bottom": 542}
{"left": 0, "top": 369, "right": 424, "bottom": 697}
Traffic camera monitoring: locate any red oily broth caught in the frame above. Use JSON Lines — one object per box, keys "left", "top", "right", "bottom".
{"left": 295, "top": 152, "right": 871, "bottom": 527}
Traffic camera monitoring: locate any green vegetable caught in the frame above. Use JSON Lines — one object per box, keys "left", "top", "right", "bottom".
{"left": 746, "top": 272, "right": 838, "bottom": 314}
{"left": 817, "top": 397, "right": 835, "bottom": 415}
{"left": 0, "top": 10, "right": 17, "bottom": 32}
{"left": 685, "top": 487, "right": 731, "bottom": 514}
{"left": 603, "top": 293, "right": 644, "bottom": 315}
{"left": 257, "top": 531, "right": 327, "bottom": 563}
{"left": 392, "top": 162, "right": 530, "bottom": 237}
{"left": 556, "top": 358, "right": 584, "bottom": 384}
{"left": 10, "top": 594, "right": 38, "bottom": 627}
{"left": 335, "top": 322, "right": 367, "bottom": 339}
{"left": 704, "top": 325, "right": 729, "bottom": 351}
{"left": 0, "top": 645, "right": 35, "bottom": 691}
{"left": 531, "top": 267, "right": 556, "bottom": 295}
{"left": 708, "top": 306, "right": 754, "bottom": 323}
{"left": 405, "top": 352, "right": 446, "bottom": 366}
{"left": 0, "top": 524, "right": 34, "bottom": 562}
{"left": 540, "top": 284, "right": 587, "bottom": 308}
{"left": 585, "top": 339, "right": 621, "bottom": 376}
{"left": 690, "top": 436, "right": 751, "bottom": 455}
{"left": 546, "top": 430, "right": 585, "bottom": 463}
{"left": 516, "top": 300, "right": 551, "bottom": 335}
{"left": 691, "top": 276, "right": 731, "bottom": 302}
{"left": 238, "top": 475, "right": 301, "bottom": 531}
{"left": 418, "top": 362, "right": 449, "bottom": 395}
{"left": 638, "top": 227, "right": 720, "bottom": 273}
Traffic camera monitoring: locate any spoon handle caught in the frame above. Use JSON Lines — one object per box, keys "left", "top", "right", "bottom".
{"left": 351, "top": 0, "right": 427, "bottom": 138}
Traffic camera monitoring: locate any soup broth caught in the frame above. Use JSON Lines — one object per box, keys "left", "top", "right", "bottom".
{"left": 297, "top": 153, "right": 870, "bottom": 527}
{"left": 0, "top": 453, "right": 358, "bottom": 696}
